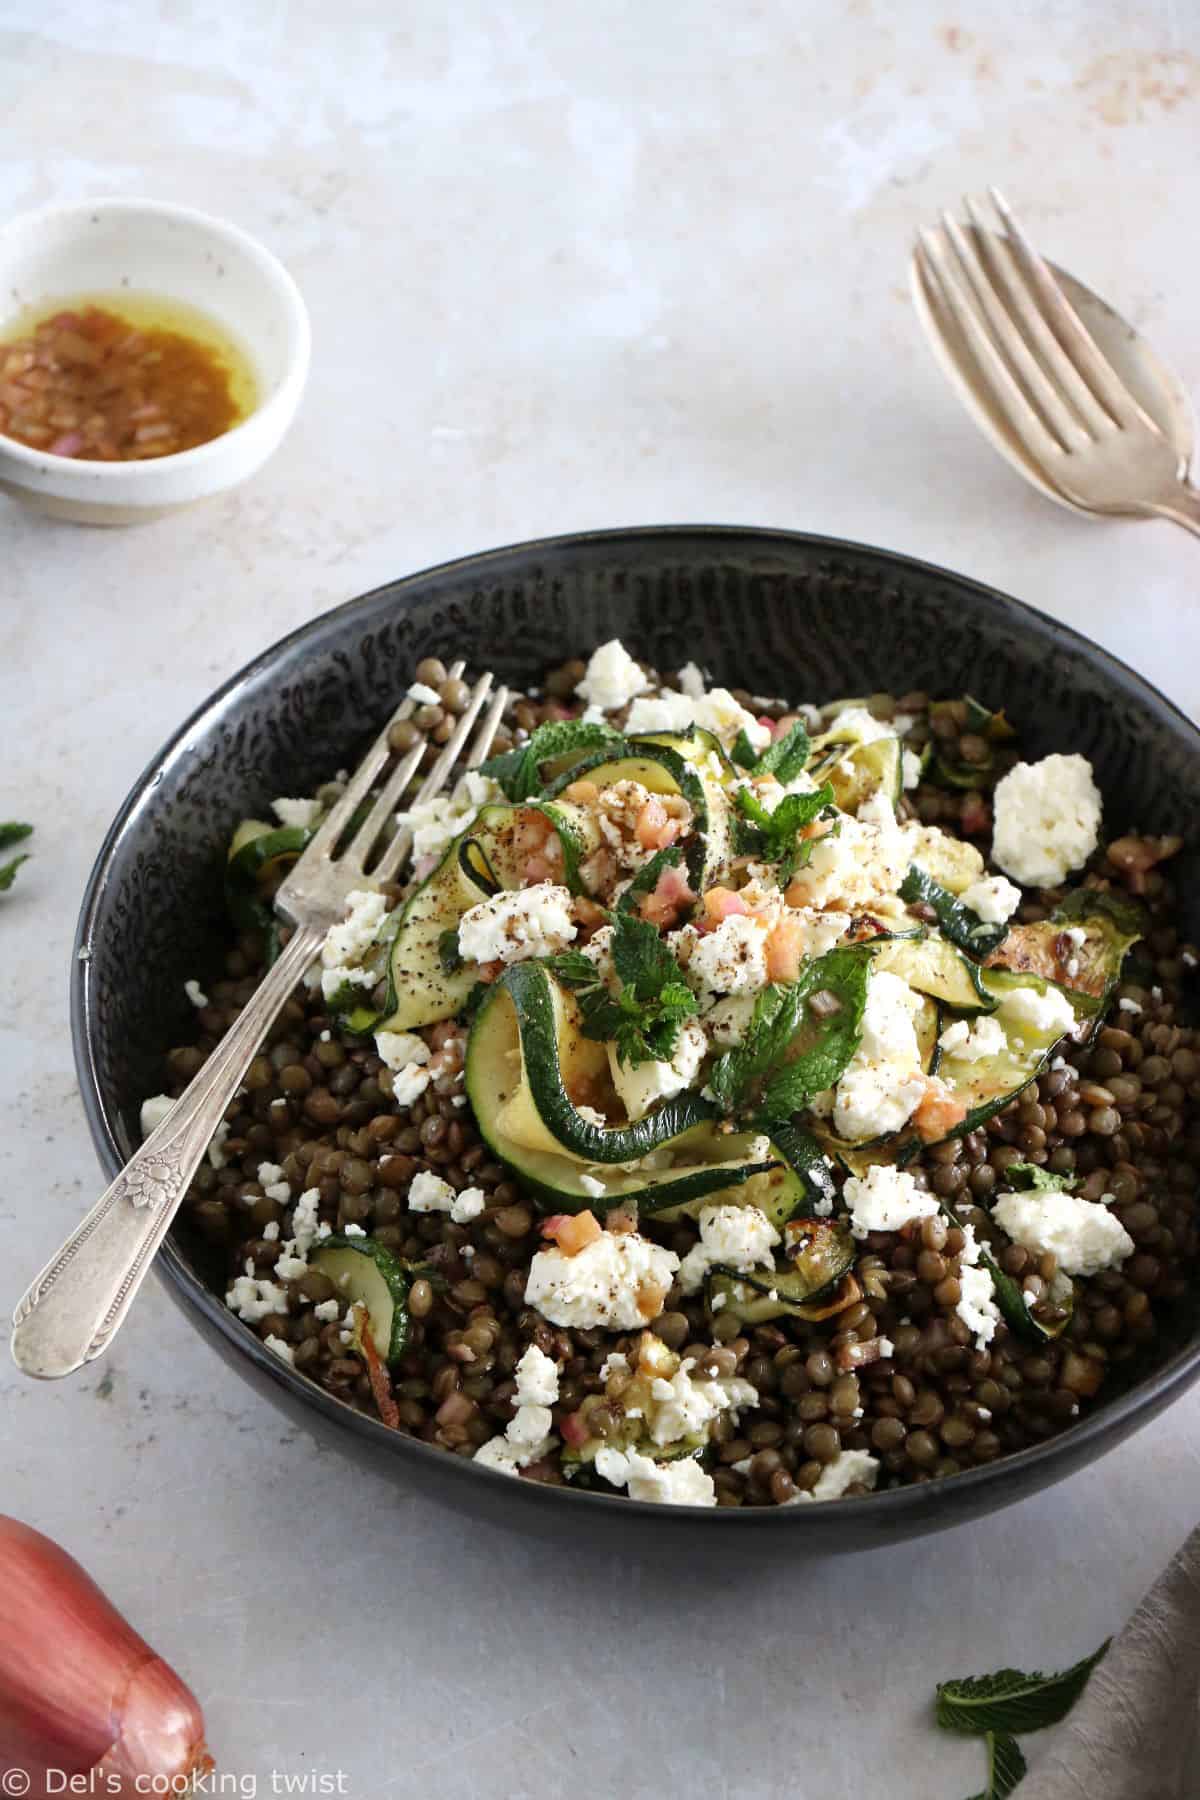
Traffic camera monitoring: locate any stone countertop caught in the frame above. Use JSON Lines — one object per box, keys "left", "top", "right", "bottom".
{"left": 4, "top": 2, "right": 1200, "bottom": 1793}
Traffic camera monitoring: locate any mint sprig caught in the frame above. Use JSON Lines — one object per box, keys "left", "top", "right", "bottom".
{"left": 731, "top": 720, "right": 811, "bottom": 782}
{"left": 734, "top": 781, "right": 835, "bottom": 887}
{"left": 481, "top": 719, "right": 623, "bottom": 802}
{"left": 709, "top": 945, "right": 870, "bottom": 1118}
{"left": 1004, "top": 1162, "right": 1079, "bottom": 1194}
{"left": 549, "top": 912, "right": 698, "bottom": 1068}
{"left": 966, "top": 1732, "right": 1026, "bottom": 1800}
{"left": 0, "top": 821, "right": 32, "bottom": 893}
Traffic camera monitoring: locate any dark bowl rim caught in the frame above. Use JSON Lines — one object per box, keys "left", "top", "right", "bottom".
{"left": 70, "top": 522, "right": 1200, "bottom": 1525}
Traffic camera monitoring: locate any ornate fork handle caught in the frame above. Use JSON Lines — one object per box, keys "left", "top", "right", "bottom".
{"left": 11, "top": 923, "right": 324, "bottom": 1379}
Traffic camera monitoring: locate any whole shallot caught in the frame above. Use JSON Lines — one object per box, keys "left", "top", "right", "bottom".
{"left": 0, "top": 1515, "right": 212, "bottom": 1797}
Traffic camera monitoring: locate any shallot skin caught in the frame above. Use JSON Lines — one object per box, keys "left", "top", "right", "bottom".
{"left": 0, "top": 1516, "right": 211, "bottom": 1798}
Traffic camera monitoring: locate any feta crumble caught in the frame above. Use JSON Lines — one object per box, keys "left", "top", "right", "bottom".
{"left": 139, "top": 1093, "right": 174, "bottom": 1138}
{"left": 575, "top": 638, "right": 652, "bottom": 713}
{"left": 593, "top": 1446, "right": 717, "bottom": 1507}
{"left": 996, "top": 982, "right": 1077, "bottom": 1041}
{"left": 960, "top": 874, "right": 1022, "bottom": 925}
{"left": 901, "top": 748, "right": 923, "bottom": 790}
{"left": 956, "top": 1259, "right": 1001, "bottom": 1349}
{"left": 225, "top": 1273, "right": 289, "bottom": 1323}
{"left": 184, "top": 978, "right": 208, "bottom": 1009}
{"left": 677, "top": 1203, "right": 780, "bottom": 1295}
{"left": 320, "top": 889, "right": 390, "bottom": 1002}
{"left": 991, "top": 755, "right": 1102, "bottom": 889}
{"left": 788, "top": 1448, "right": 879, "bottom": 1503}
{"left": 407, "top": 680, "right": 443, "bottom": 705}
{"left": 458, "top": 882, "right": 576, "bottom": 965}
{"left": 607, "top": 1017, "right": 707, "bottom": 1121}
{"left": 392, "top": 1062, "right": 433, "bottom": 1107}
{"left": 938, "top": 1014, "right": 1007, "bottom": 1063}
{"left": 841, "top": 1164, "right": 940, "bottom": 1238}
{"left": 992, "top": 1187, "right": 1134, "bottom": 1277}
{"left": 264, "top": 1335, "right": 294, "bottom": 1366}
{"left": 681, "top": 913, "right": 770, "bottom": 997}
{"left": 407, "top": 1170, "right": 456, "bottom": 1213}
{"left": 271, "top": 797, "right": 322, "bottom": 830}
{"left": 396, "top": 768, "right": 505, "bottom": 865}
{"left": 833, "top": 970, "right": 928, "bottom": 1142}
{"left": 525, "top": 1230, "right": 680, "bottom": 1330}
{"left": 1118, "top": 996, "right": 1143, "bottom": 1015}
{"left": 515, "top": 1343, "right": 561, "bottom": 1407}
{"left": 313, "top": 1299, "right": 340, "bottom": 1323}
{"left": 624, "top": 686, "right": 771, "bottom": 750}
{"left": 374, "top": 1030, "right": 430, "bottom": 1072}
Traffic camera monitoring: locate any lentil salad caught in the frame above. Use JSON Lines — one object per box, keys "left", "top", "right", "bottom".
{"left": 142, "top": 644, "right": 1200, "bottom": 1508}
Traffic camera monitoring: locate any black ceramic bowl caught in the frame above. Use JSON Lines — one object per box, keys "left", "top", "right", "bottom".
{"left": 73, "top": 527, "right": 1200, "bottom": 1552}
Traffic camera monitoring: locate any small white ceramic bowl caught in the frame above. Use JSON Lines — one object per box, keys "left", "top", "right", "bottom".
{"left": 0, "top": 197, "right": 310, "bottom": 524}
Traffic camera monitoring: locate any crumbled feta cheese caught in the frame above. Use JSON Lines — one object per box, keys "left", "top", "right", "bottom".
{"left": 407, "top": 680, "right": 443, "bottom": 705}
{"left": 1118, "top": 996, "right": 1143, "bottom": 1015}
{"left": 507, "top": 1403, "right": 554, "bottom": 1452}
{"left": 856, "top": 790, "right": 897, "bottom": 829}
{"left": 343, "top": 1222, "right": 367, "bottom": 1238}
{"left": 991, "top": 755, "right": 1102, "bottom": 889}
{"left": 392, "top": 1062, "right": 433, "bottom": 1108}
{"left": 824, "top": 706, "right": 891, "bottom": 746}
{"left": 525, "top": 1231, "right": 679, "bottom": 1330}
{"left": 374, "top": 1030, "right": 430, "bottom": 1072}
{"left": 515, "top": 1343, "right": 561, "bottom": 1407}
{"left": 313, "top": 1299, "right": 340, "bottom": 1322}
{"left": 682, "top": 914, "right": 770, "bottom": 997}
{"left": 397, "top": 768, "right": 505, "bottom": 865}
{"left": 575, "top": 639, "right": 652, "bottom": 712}
{"left": 264, "top": 1334, "right": 294, "bottom": 1366}
{"left": 458, "top": 882, "right": 576, "bottom": 965}
{"left": 699, "top": 993, "right": 759, "bottom": 1047}
{"left": 992, "top": 1188, "right": 1134, "bottom": 1276}
{"left": 184, "top": 978, "right": 209, "bottom": 1009}
{"left": 624, "top": 687, "right": 770, "bottom": 750}
{"left": 876, "top": 1336, "right": 895, "bottom": 1358}
{"left": 841, "top": 1164, "right": 940, "bottom": 1238}
{"left": 960, "top": 875, "right": 1022, "bottom": 925}
{"left": 996, "top": 982, "right": 1077, "bottom": 1040}
{"left": 225, "top": 1274, "right": 289, "bottom": 1323}
{"left": 1064, "top": 926, "right": 1088, "bottom": 948}
{"left": 594, "top": 1447, "right": 717, "bottom": 1506}
{"left": 785, "top": 811, "right": 908, "bottom": 911}
{"left": 678, "top": 1203, "right": 780, "bottom": 1295}
{"left": 451, "top": 1187, "right": 487, "bottom": 1224}
{"left": 139, "top": 1093, "right": 174, "bottom": 1138}
{"left": 646, "top": 1362, "right": 758, "bottom": 1447}
{"left": 207, "top": 1119, "right": 230, "bottom": 1170}
{"left": 291, "top": 1188, "right": 321, "bottom": 1255}
{"left": 271, "top": 797, "right": 322, "bottom": 830}
{"left": 678, "top": 661, "right": 707, "bottom": 699}
{"left": 901, "top": 748, "right": 923, "bottom": 790}
{"left": 320, "top": 889, "right": 389, "bottom": 1001}
{"left": 407, "top": 1170, "right": 456, "bottom": 1214}
{"left": 579, "top": 924, "right": 616, "bottom": 989}
{"left": 956, "top": 1260, "right": 1001, "bottom": 1348}
{"left": 833, "top": 970, "right": 928, "bottom": 1141}
{"left": 788, "top": 1448, "right": 880, "bottom": 1503}
{"left": 607, "top": 1017, "right": 707, "bottom": 1121}
{"left": 262, "top": 1220, "right": 280, "bottom": 1242}
{"left": 579, "top": 1172, "right": 608, "bottom": 1198}
{"left": 599, "top": 1351, "right": 629, "bottom": 1381}
{"left": 938, "top": 1014, "right": 1007, "bottom": 1063}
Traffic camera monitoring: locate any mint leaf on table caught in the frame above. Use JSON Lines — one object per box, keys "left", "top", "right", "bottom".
{"left": 966, "top": 1731, "right": 1027, "bottom": 1800}
{"left": 899, "top": 863, "right": 1010, "bottom": 957}
{"left": 0, "top": 822, "right": 32, "bottom": 893}
{"left": 548, "top": 912, "right": 697, "bottom": 1067}
{"left": 709, "top": 944, "right": 871, "bottom": 1118}
{"left": 481, "top": 720, "right": 623, "bottom": 802}
{"left": 936, "top": 1640, "right": 1110, "bottom": 1736}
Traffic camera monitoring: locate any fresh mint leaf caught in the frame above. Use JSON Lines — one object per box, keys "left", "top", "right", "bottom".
{"left": 0, "top": 822, "right": 33, "bottom": 894}
{"left": 481, "top": 720, "right": 623, "bottom": 802}
{"left": 709, "top": 945, "right": 871, "bottom": 1118}
{"left": 564, "top": 911, "right": 697, "bottom": 1067}
{"left": 1005, "top": 1162, "right": 1078, "bottom": 1194}
{"left": 438, "top": 928, "right": 464, "bottom": 975}
{"left": 546, "top": 947, "right": 604, "bottom": 988}
{"left": 734, "top": 782, "right": 835, "bottom": 888}
{"left": 936, "top": 1640, "right": 1110, "bottom": 1736}
{"left": 899, "top": 864, "right": 1010, "bottom": 956}
{"left": 730, "top": 721, "right": 811, "bottom": 782}
{"left": 966, "top": 1731, "right": 1026, "bottom": 1800}
{"left": 731, "top": 730, "right": 760, "bottom": 771}
{"left": 611, "top": 910, "right": 680, "bottom": 1001}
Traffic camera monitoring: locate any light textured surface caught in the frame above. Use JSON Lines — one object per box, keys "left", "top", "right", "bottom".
{"left": 3, "top": 2, "right": 1200, "bottom": 1793}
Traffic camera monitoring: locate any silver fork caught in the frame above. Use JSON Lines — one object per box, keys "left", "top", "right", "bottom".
{"left": 11, "top": 664, "right": 509, "bottom": 1379}
{"left": 914, "top": 188, "right": 1200, "bottom": 536}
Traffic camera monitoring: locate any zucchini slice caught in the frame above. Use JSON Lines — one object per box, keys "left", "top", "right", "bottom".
{"left": 898, "top": 864, "right": 1011, "bottom": 958}
{"left": 309, "top": 1235, "right": 411, "bottom": 1366}
{"left": 706, "top": 1221, "right": 856, "bottom": 1324}
{"left": 985, "top": 889, "right": 1144, "bottom": 1005}
{"left": 378, "top": 800, "right": 601, "bottom": 1032}
{"left": 467, "top": 960, "right": 712, "bottom": 1159}
{"left": 808, "top": 725, "right": 902, "bottom": 812}
{"left": 931, "top": 967, "right": 1099, "bottom": 1134}
{"left": 546, "top": 735, "right": 735, "bottom": 890}
{"left": 871, "top": 932, "right": 993, "bottom": 1012}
